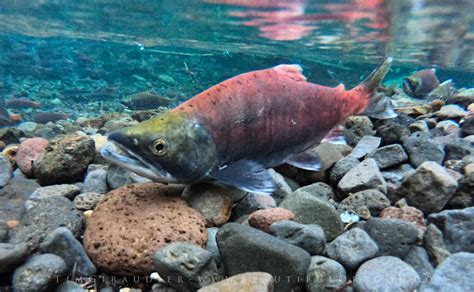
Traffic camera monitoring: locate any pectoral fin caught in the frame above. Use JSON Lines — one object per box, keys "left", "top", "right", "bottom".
{"left": 209, "top": 160, "right": 275, "bottom": 194}
{"left": 285, "top": 150, "right": 321, "bottom": 171}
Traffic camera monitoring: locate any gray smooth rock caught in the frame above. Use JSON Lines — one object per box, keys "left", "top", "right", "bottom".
{"left": 0, "top": 154, "right": 12, "bottom": 187}
{"left": 403, "top": 132, "right": 445, "bottom": 167}
{"left": 306, "top": 256, "right": 347, "bottom": 292}
{"left": 337, "top": 159, "right": 387, "bottom": 195}
{"left": 106, "top": 164, "right": 152, "bottom": 190}
{"left": 337, "top": 189, "right": 390, "bottom": 217}
{"left": 366, "top": 144, "right": 408, "bottom": 169}
{"left": 8, "top": 196, "right": 84, "bottom": 251}
{"left": 231, "top": 193, "right": 276, "bottom": 220}
{"left": 447, "top": 172, "right": 474, "bottom": 209}
{"left": 353, "top": 256, "right": 420, "bottom": 292}
{"left": 269, "top": 220, "right": 326, "bottom": 255}
{"left": 404, "top": 246, "right": 434, "bottom": 282}
{"left": 217, "top": 223, "right": 310, "bottom": 292}
{"left": 291, "top": 182, "right": 333, "bottom": 202}
{"left": 280, "top": 192, "right": 343, "bottom": 241}
{"left": 26, "top": 184, "right": 81, "bottom": 209}
{"left": 55, "top": 280, "right": 87, "bottom": 292}
{"left": 205, "top": 227, "right": 221, "bottom": 268}
{"left": 420, "top": 252, "right": 474, "bottom": 291}
{"left": 82, "top": 169, "right": 108, "bottom": 194}
{"left": 359, "top": 218, "right": 419, "bottom": 258}
{"left": 329, "top": 155, "right": 360, "bottom": 186}
{"left": 13, "top": 253, "right": 67, "bottom": 291}
{"left": 40, "top": 227, "right": 96, "bottom": 277}
{"left": 427, "top": 207, "right": 474, "bottom": 253}
{"left": 324, "top": 228, "right": 378, "bottom": 270}
{"left": 423, "top": 223, "right": 451, "bottom": 266}
{"left": 73, "top": 192, "right": 104, "bottom": 210}
{"left": 382, "top": 164, "right": 415, "bottom": 202}
{"left": 395, "top": 161, "right": 458, "bottom": 214}
{"left": 197, "top": 272, "right": 274, "bottom": 292}
{"left": 0, "top": 173, "right": 40, "bottom": 221}
{"left": 0, "top": 220, "right": 7, "bottom": 242}
{"left": 154, "top": 242, "right": 218, "bottom": 292}
{"left": 0, "top": 242, "right": 29, "bottom": 274}
{"left": 268, "top": 169, "right": 293, "bottom": 203}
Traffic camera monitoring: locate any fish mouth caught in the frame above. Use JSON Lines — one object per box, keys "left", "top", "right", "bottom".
{"left": 100, "top": 141, "right": 178, "bottom": 183}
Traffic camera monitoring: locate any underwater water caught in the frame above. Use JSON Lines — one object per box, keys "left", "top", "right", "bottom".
{"left": 1, "top": 1, "right": 474, "bottom": 291}
{"left": 1, "top": 0, "right": 473, "bottom": 122}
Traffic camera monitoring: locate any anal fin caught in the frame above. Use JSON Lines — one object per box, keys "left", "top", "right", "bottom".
{"left": 285, "top": 150, "right": 321, "bottom": 171}
{"left": 209, "top": 160, "right": 275, "bottom": 195}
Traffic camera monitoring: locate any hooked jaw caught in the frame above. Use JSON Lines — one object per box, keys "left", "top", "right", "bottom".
{"left": 101, "top": 131, "right": 178, "bottom": 183}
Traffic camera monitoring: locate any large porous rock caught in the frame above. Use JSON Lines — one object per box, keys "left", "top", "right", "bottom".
{"left": 395, "top": 161, "right": 458, "bottom": 214}
{"left": 198, "top": 272, "right": 274, "bottom": 292}
{"left": 0, "top": 242, "right": 29, "bottom": 274}
{"left": 216, "top": 223, "right": 310, "bottom": 292}
{"left": 419, "top": 252, "right": 474, "bottom": 291}
{"left": 375, "top": 120, "right": 410, "bottom": 145}
{"left": 427, "top": 207, "right": 474, "bottom": 253}
{"left": 337, "top": 159, "right": 387, "bottom": 196}
{"left": 33, "top": 134, "right": 95, "bottom": 185}
{"left": 0, "top": 154, "right": 12, "bottom": 188}
{"left": 154, "top": 242, "right": 218, "bottom": 292}
{"left": 337, "top": 189, "right": 390, "bottom": 217}
{"left": 12, "top": 254, "right": 67, "bottom": 292}
{"left": 306, "top": 256, "right": 347, "bottom": 292}
{"left": 40, "top": 227, "right": 96, "bottom": 277}
{"left": 447, "top": 172, "right": 474, "bottom": 209}
{"left": 324, "top": 227, "right": 378, "bottom": 270}
{"left": 269, "top": 220, "right": 326, "bottom": 255}
{"left": 8, "top": 196, "right": 84, "bottom": 251}
{"left": 0, "top": 174, "right": 40, "bottom": 221}
{"left": 366, "top": 144, "right": 408, "bottom": 169}
{"left": 16, "top": 137, "right": 49, "bottom": 177}
{"left": 280, "top": 191, "right": 343, "bottom": 241}
{"left": 183, "top": 183, "right": 233, "bottom": 227}
{"left": 353, "top": 256, "right": 420, "bottom": 292}
{"left": 83, "top": 183, "right": 207, "bottom": 276}
{"left": 358, "top": 218, "right": 419, "bottom": 258}
{"left": 402, "top": 132, "right": 445, "bottom": 167}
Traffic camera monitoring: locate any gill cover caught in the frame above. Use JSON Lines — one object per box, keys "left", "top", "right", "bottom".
{"left": 105, "top": 111, "right": 218, "bottom": 183}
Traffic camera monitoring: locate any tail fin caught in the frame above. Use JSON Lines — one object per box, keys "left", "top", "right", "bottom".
{"left": 356, "top": 57, "right": 397, "bottom": 119}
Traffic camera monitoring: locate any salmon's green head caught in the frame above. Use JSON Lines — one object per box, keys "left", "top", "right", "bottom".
{"left": 101, "top": 111, "right": 218, "bottom": 183}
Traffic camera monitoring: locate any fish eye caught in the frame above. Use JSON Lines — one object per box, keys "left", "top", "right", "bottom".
{"left": 151, "top": 139, "right": 168, "bottom": 156}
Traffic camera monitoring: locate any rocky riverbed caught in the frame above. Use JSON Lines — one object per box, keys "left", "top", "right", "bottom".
{"left": 0, "top": 87, "right": 473, "bottom": 291}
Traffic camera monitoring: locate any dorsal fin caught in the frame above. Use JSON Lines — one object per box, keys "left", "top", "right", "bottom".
{"left": 273, "top": 64, "right": 307, "bottom": 82}
{"left": 335, "top": 84, "right": 345, "bottom": 91}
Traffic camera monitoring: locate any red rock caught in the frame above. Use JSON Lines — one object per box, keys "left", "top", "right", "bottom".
{"left": 16, "top": 138, "right": 49, "bottom": 177}
{"left": 380, "top": 206, "right": 426, "bottom": 235}
{"left": 84, "top": 183, "right": 207, "bottom": 276}
{"left": 248, "top": 207, "right": 295, "bottom": 232}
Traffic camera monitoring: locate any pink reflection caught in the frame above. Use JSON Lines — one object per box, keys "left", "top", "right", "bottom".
{"left": 205, "top": 0, "right": 389, "bottom": 42}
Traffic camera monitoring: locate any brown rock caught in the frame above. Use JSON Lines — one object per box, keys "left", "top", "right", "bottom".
{"left": 248, "top": 208, "right": 295, "bottom": 232}
{"left": 380, "top": 206, "right": 426, "bottom": 237}
{"left": 16, "top": 138, "right": 49, "bottom": 177}
{"left": 183, "top": 183, "right": 233, "bottom": 227}
{"left": 84, "top": 183, "right": 207, "bottom": 276}
{"left": 33, "top": 134, "right": 95, "bottom": 185}
{"left": 198, "top": 272, "right": 274, "bottom": 292}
